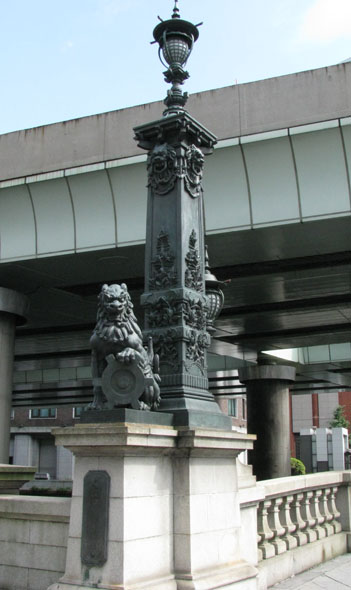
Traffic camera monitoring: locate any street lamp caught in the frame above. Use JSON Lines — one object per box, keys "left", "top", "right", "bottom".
{"left": 204, "top": 247, "right": 225, "bottom": 334}
{"left": 152, "top": 0, "right": 202, "bottom": 115}
{"left": 135, "top": 1, "right": 230, "bottom": 430}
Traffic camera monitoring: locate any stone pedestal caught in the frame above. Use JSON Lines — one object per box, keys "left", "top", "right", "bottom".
{"left": 0, "top": 287, "right": 28, "bottom": 463}
{"left": 48, "top": 422, "right": 257, "bottom": 590}
{"left": 238, "top": 364, "right": 296, "bottom": 481}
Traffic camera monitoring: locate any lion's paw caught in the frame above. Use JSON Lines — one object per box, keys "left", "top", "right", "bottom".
{"left": 117, "top": 348, "right": 135, "bottom": 364}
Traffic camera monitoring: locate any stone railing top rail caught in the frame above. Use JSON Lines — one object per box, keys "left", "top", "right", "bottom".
{"left": 260, "top": 471, "right": 351, "bottom": 497}
{"left": 240, "top": 471, "right": 351, "bottom": 507}
{"left": 0, "top": 495, "right": 71, "bottom": 521}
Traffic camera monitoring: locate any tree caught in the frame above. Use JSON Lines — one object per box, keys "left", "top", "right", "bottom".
{"left": 329, "top": 405, "right": 350, "bottom": 429}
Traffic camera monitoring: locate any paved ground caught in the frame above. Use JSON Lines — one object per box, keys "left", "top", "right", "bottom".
{"left": 272, "top": 553, "right": 351, "bottom": 589}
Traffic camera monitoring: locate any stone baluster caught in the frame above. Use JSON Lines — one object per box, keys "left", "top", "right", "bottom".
{"left": 290, "top": 493, "right": 308, "bottom": 546}
{"left": 279, "top": 494, "right": 297, "bottom": 550}
{"left": 257, "top": 500, "right": 276, "bottom": 559}
{"left": 267, "top": 497, "right": 287, "bottom": 555}
{"left": 300, "top": 491, "right": 317, "bottom": 542}
{"left": 319, "top": 488, "right": 334, "bottom": 536}
{"left": 329, "top": 486, "right": 342, "bottom": 533}
{"left": 309, "top": 489, "right": 326, "bottom": 539}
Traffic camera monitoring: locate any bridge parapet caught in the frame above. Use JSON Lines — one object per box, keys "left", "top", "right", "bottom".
{"left": 239, "top": 470, "right": 351, "bottom": 588}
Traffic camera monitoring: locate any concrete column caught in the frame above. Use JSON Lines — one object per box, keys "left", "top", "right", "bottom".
{"left": 0, "top": 287, "right": 28, "bottom": 463}
{"left": 56, "top": 445, "right": 73, "bottom": 480}
{"left": 238, "top": 362, "right": 296, "bottom": 480}
{"left": 13, "top": 434, "right": 39, "bottom": 467}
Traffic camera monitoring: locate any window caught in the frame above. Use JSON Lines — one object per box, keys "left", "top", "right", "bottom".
{"left": 228, "top": 399, "right": 237, "bottom": 417}
{"left": 73, "top": 407, "right": 84, "bottom": 418}
{"left": 30, "top": 408, "right": 56, "bottom": 419}
{"left": 242, "top": 398, "right": 247, "bottom": 420}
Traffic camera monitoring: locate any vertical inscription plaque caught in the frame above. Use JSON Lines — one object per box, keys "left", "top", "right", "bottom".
{"left": 81, "top": 470, "right": 110, "bottom": 567}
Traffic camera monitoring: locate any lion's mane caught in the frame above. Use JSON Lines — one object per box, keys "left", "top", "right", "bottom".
{"left": 93, "top": 283, "right": 142, "bottom": 344}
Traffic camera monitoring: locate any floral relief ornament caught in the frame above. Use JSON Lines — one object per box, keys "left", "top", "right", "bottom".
{"left": 149, "top": 230, "right": 177, "bottom": 290}
{"left": 185, "top": 230, "right": 203, "bottom": 292}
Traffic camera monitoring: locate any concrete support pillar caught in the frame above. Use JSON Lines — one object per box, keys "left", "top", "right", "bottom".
{"left": 238, "top": 362, "right": 296, "bottom": 480}
{"left": 56, "top": 445, "right": 73, "bottom": 480}
{"left": 0, "top": 288, "right": 28, "bottom": 464}
{"left": 13, "top": 434, "right": 39, "bottom": 468}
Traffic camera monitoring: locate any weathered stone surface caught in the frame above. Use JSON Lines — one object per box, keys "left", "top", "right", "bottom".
{"left": 49, "top": 422, "right": 256, "bottom": 590}
{"left": 81, "top": 470, "right": 110, "bottom": 567}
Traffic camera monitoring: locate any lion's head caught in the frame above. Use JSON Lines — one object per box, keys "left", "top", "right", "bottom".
{"left": 97, "top": 283, "right": 133, "bottom": 324}
{"left": 147, "top": 143, "right": 177, "bottom": 195}
{"left": 93, "top": 283, "right": 142, "bottom": 344}
{"left": 184, "top": 145, "right": 204, "bottom": 198}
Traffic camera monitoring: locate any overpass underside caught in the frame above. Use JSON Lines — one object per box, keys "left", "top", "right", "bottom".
{"left": 0, "top": 64, "right": 351, "bottom": 406}
{"left": 3, "top": 212, "right": 351, "bottom": 407}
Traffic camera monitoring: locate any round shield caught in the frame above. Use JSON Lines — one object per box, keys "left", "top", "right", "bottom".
{"left": 101, "top": 354, "right": 145, "bottom": 409}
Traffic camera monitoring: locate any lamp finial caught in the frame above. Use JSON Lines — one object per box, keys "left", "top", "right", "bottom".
{"left": 172, "top": 0, "right": 180, "bottom": 19}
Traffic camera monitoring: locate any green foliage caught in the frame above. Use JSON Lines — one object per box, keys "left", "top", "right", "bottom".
{"left": 329, "top": 405, "right": 350, "bottom": 430}
{"left": 290, "top": 457, "right": 306, "bottom": 476}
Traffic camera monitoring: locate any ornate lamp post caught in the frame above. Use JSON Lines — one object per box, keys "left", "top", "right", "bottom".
{"left": 135, "top": 1, "right": 230, "bottom": 429}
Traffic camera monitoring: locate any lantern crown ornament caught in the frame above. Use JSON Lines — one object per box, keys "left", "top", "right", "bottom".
{"left": 152, "top": 1, "right": 202, "bottom": 116}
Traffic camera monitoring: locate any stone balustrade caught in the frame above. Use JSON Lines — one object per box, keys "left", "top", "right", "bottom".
{"left": 241, "top": 471, "right": 351, "bottom": 589}
{"left": 257, "top": 483, "right": 342, "bottom": 560}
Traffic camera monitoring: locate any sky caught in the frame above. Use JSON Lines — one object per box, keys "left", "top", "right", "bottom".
{"left": 1, "top": 0, "right": 351, "bottom": 135}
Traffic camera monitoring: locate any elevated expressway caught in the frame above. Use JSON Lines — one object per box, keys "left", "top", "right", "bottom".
{"left": 1, "top": 62, "right": 351, "bottom": 407}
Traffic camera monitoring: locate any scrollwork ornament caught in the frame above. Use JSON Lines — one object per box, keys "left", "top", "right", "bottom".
{"left": 147, "top": 143, "right": 177, "bottom": 195}
{"left": 184, "top": 144, "right": 204, "bottom": 198}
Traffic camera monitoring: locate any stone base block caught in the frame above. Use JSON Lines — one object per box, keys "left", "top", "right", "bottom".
{"left": 48, "top": 573, "right": 177, "bottom": 590}
{"left": 49, "top": 422, "right": 256, "bottom": 590}
{"left": 170, "top": 408, "right": 233, "bottom": 430}
{"left": 80, "top": 407, "right": 173, "bottom": 426}
{"left": 175, "top": 561, "right": 258, "bottom": 590}
{"left": 49, "top": 565, "right": 258, "bottom": 590}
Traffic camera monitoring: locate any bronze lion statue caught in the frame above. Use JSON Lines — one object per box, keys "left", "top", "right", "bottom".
{"left": 89, "top": 283, "right": 161, "bottom": 411}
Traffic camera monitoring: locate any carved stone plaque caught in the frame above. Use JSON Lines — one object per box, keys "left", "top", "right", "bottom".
{"left": 81, "top": 470, "right": 110, "bottom": 567}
